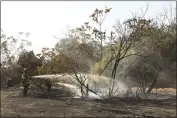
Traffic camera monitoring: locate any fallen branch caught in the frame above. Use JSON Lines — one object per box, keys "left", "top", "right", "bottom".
{"left": 70, "top": 68, "right": 105, "bottom": 100}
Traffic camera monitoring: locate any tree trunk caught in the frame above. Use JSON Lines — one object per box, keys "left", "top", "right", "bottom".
{"left": 147, "top": 78, "right": 157, "bottom": 93}
{"left": 109, "top": 59, "right": 119, "bottom": 97}
{"left": 81, "top": 84, "right": 83, "bottom": 97}
{"left": 86, "top": 84, "right": 89, "bottom": 98}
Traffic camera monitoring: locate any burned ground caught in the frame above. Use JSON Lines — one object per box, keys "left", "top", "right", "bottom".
{"left": 1, "top": 86, "right": 176, "bottom": 118}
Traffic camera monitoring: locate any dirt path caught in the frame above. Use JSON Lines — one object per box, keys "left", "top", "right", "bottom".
{"left": 1, "top": 87, "right": 176, "bottom": 117}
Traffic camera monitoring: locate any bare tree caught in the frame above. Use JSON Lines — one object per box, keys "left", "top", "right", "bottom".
{"left": 89, "top": 6, "right": 112, "bottom": 73}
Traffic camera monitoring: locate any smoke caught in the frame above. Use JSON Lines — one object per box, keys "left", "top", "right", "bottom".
{"left": 157, "top": 69, "right": 176, "bottom": 88}
{"left": 32, "top": 71, "right": 176, "bottom": 100}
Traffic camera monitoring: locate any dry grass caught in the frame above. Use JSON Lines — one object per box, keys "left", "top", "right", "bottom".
{"left": 151, "top": 88, "right": 176, "bottom": 95}
{"left": 131, "top": 87, "right": 176, "bottom": 95}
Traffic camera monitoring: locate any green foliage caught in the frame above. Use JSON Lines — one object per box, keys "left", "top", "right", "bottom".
{"left": 37, "top": 39, "right": 99, "bottom": 74}
{"left": 17, "top": 51, "right": 43, "bottom": 76}
{"left": 55, "top": 38, "right": 99, "bottom": 72}
{"left": 1, "top": 31, "right": 32, "bottom": 87}
{"left": 125, "top": 56, "right": 158, "bottom": 85}
{"left": 92, "top": 57, "right": 106, "bottom": 74}
{"left": 1, "top": 31, "right": 31, "bottom": 68}
{"left": 124, "top": 13, "right": 176, "bottom": 91}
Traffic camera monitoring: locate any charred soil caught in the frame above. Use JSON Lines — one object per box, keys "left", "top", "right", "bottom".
{"left": 1, "top": 86, "right": 176, "bottom": 117}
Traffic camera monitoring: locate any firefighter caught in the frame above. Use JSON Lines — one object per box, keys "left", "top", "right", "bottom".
{"left": 21, "top": 68, "right": 30, "bottom": 97}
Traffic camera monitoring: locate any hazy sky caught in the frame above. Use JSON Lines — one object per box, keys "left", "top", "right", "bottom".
{"left": 2, "top": 1, "right": 176, "bottom": 54}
